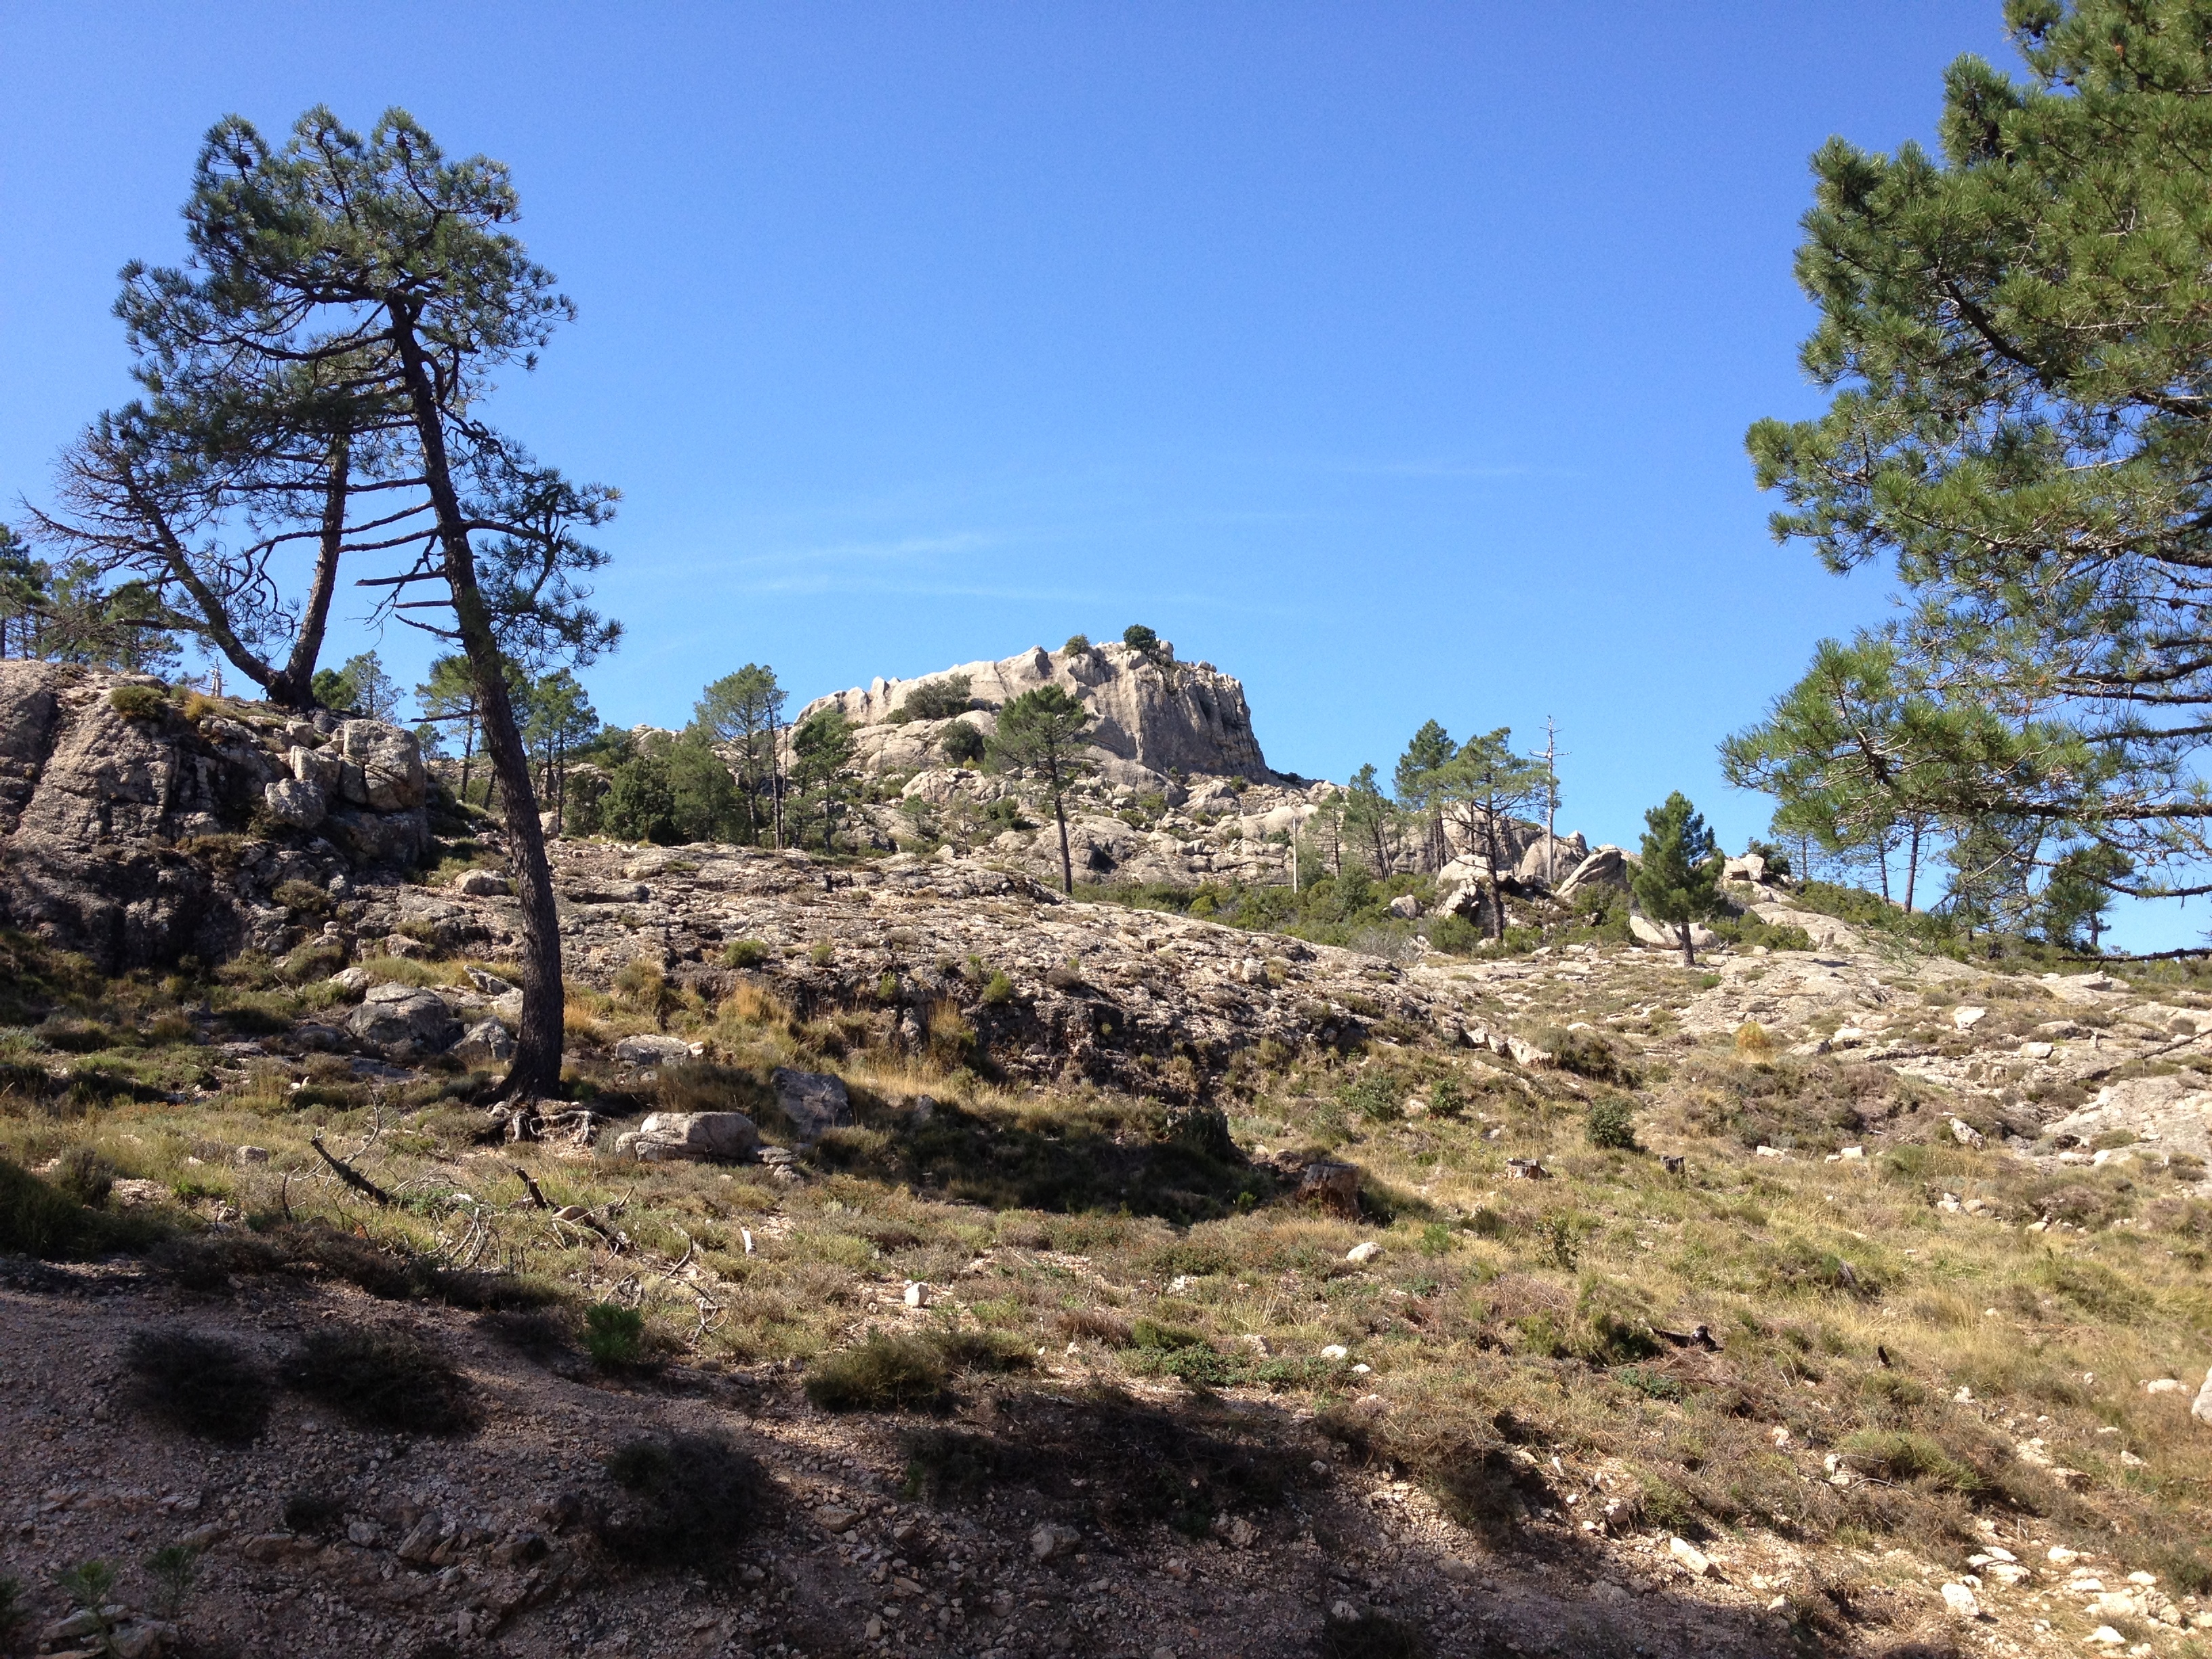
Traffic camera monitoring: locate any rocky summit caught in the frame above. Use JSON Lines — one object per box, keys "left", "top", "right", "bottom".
{"left": 1, "top": 662, "right": 2211, "bottom": 1659}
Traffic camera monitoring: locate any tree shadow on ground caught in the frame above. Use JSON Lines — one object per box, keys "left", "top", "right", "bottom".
{"left": 882, "top": 1380, "right": 1976, "bottom": 1659}
{"left": 812, "top": 1092, "right": 1278, "bottom": 1225}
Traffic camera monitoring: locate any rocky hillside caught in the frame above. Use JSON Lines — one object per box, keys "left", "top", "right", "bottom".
{"left": 0, "top": 663, "right": 430, "bottom": 973}
{"left": 799, "top": 639, "right": 1275, "bottom": 790}
{"left": 1, "top": 667, "right": 2211, "bottom": 1659}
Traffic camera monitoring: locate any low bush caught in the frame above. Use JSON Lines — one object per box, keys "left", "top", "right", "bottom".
{"left": 724, "top": 939, "right": 770, "bottom": 969}
{"left": 1052, "top": 1308, "right": 1133, "bottom": 1347}
{"left": 1538, "top": 1027, "right": 1637, "bottom": 1086}
{"left": 1585, "top": 1095, "right": 1638, "bottom": 1150}
{"left": 930, "top": 1328, "right": 1035, "bottom": 1374}
{"left": 596, "top": 1431, "right": 769, "bottom": 1567}
{"left": 939, "top": 722, "right": 985, "bottom": 765}
{"left": 1132, "top": 1317, "right": 1209, "bottom": 1352}
{"left": 584, "top": 1303, "right": 647, "bottom": 1368}
{"left": 283, "top": 1327, "right": 478, "bottom": 1435}
{"left": 980, "top": 969, "right": 1016, "bottom": 1005}
{"left": 1838, "top": 1430, "right": 1984, "bottom": 1496}
{"left": 51, "top": 1147, "right": 117, "bottom": 1209}
{"left": 1338, "top": 1072, "right": 1402, "bottom": 1122}
{"left": 108, "top": 684, "right": 167, "bottom": 721}
{"left": 271, "top": 879, "right": 331, "bottom": 918}
{"left": 123, "top": 1329, "right": 272, "bottom": 1443}
{"left": 804, "top": 1332, "right": 949, "bottom": 1411}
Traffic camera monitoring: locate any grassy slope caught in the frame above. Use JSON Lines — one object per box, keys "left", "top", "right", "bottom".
{"left": 3, "top": 927, "right": 2211, "bottom": 1651}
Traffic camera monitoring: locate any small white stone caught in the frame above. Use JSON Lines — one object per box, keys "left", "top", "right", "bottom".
{"left": 1953, "top": 1006, "right": 1987, "bottom": 1029}
{"left": 1668, "top": 1536, "right": 1714, "bottom": 1578}
{"left": 1941, "top": 1582, "right": 1980, "bottom": 1619}
{"left": 1321, "top": 1345, "right": 1349, "bottom": 1361}
{"left": 1345, "top": 1241, "right": 1383, "bottom": 1264}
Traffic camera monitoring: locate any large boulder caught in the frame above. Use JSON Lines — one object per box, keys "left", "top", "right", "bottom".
{"left": 773, "top": 1067, "right": 854, "bottom": 1145}
{"left": 1556, "top": 846, "right": 1631, "bottom": 902}
{"left": 346, "top": 983, "right": 462, "bottom": 1055}
{"left": 325, "top": 804, "right": 430, "bottom": 868}
{"left": 617, "top": 1111, "right": 760, "bottom": 1163}
{"left": 613, "top": 1033, "right": 698, "bottom": 1068}
{"left": 1513, "top": 832, "right": 1588, "bottom": 886}
{"left": 1629, "top": 914, "right": 1722, "bottom": 952}
{"left": 337, "top": 720, "right": 428, "bottom": 812}
{"left": 262, "top": 777, "right": 327, "bottom": 830}
{"left": 451, "top": 1019, "right": 514, "bottom": 1068}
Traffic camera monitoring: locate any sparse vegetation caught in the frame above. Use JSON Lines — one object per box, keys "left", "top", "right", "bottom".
{"left": 804, "top": 1332, "right": 949, "bottom": 1412}
{"left": 596, "top": 1432, "right": 769, "bottom": 1567}
{"left": 282, "top": 1328, "right": 478, "bottom": 1436}
{"left": 123, "top": 1329, "right": 273, "bottom": 1443}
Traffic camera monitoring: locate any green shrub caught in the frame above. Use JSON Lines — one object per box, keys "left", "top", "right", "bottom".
{"left": 1427, "top": 1076, "right": 1467, "bottom": 1117}
{"left": 930, "top": 1328, "right": 1035, "bottom": 1374}
{"left": 1585, "top": 1095, "right": 1638, "bottom": 1150}
{"left": 1062, "top": 634, "right": 1092, "bottom": 654}
{"left": 597, "top": 1432, "right": 768, "bottom": 1566}
{"left": 123, "top": 1330, "right": 272, "bottom": 1443}
{"left": 1132, "top": 1317, "right": 1208, "bottom": 1352}
{"left": 1339, "top": 1072, "right": 1402, "bottom": 1122}
{"left": 1540, "top": 1027, "right": 1638, "bottom": 1084}
{"left": 277, "top": 937, "right": 347, "bottom": 983}
{"left": 0, "top": 1575, "right": 23, "bottom": 1651}
{"left": 583, "top": 1303, "right": 647, "bottom": 1368}
{"left": 804, "top": 1333, "right": 949, "bottom": 1411}
{"left": 980, "top": 969, "right": 1016, "bottom": 1005}
{"left": 724, "top": 939, "right": 770, "bottom": 968}
{"left": 283, "top": 1327, "right": 478, "bottom": 1435}
{"left": 108, "top": 684, "right": 166, "bottom": 721}
{"left": 1837, "top": 1430, "right": 1985, "bottom": 1495}
{"left": 271, "top": 878, "right": 331, "bottom": 918}
{"left": 939, "top": 722, "right": 986, "bottom": 765}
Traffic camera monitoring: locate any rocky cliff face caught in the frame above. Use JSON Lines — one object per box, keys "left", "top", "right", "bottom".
{"left": 798, "top": 640, "right": 1275, "bottom": 789}
{"left": 0, "top": 663, "right": 429, "bottom": 972}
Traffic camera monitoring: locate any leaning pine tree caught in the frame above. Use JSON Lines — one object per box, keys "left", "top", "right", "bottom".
{"left": 1633, "top": 792, "right": 1724, "bottom": 967}
{"left": 151, "top": 108, "right": 621, "bottom": 1113}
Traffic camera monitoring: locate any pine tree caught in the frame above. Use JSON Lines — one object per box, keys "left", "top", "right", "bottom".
{"left": 137, "top": 107, "right": 623, "bottom": 1107}
{"left": 1633, "top": 793, "right": 1723, "bottom": 966}
{"left": 1746, "top": 0, "right": 2212, "bottom": 909}
{"left": 693, "top": 665, "right": 786, "bottom": 845}
{"left": 988, "top": 685, "right": 1095, "bottom": 895}
{"left": 1432, "top": 729, "right": 1553, "bottom": 941}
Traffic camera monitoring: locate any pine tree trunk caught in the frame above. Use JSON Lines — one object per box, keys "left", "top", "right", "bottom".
{"left": 1904, "top": 820, "right": 1922, "bottom": 913}
{"left": 268, "top": 434, "right": 349, "bottom": 710}
{"left": 1677, "top": 921, "right": 1696, "bottom": 967}
{"left": 390, "top": 310, "right": 564, "bottom": 1107}
{"left": 1053, "top": 787, "right": 1074, "bottom": 895}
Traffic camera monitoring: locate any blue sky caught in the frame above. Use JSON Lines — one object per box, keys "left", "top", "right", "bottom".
{"left": 7, "top": 3, "right": 2184, "bottom": 945}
